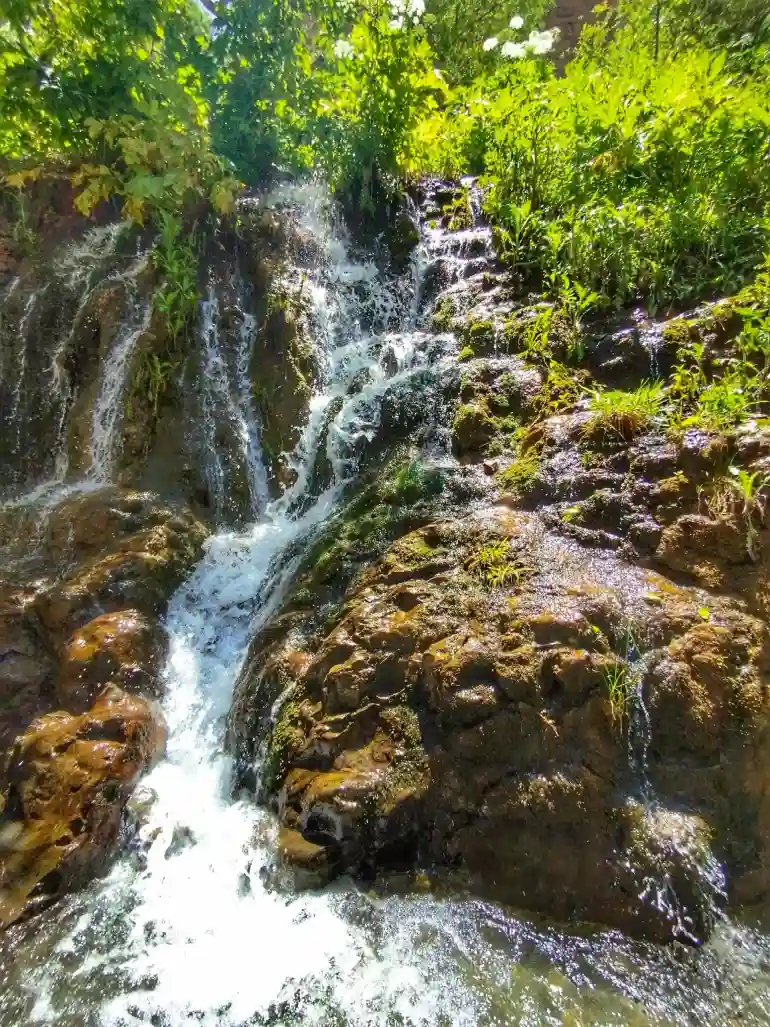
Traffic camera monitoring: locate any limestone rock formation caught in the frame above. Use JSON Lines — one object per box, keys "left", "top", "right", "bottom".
{"left": 0, "top": 685, "right": 165, "bottom": 925}
{"left": 230, "top": 508, "right": 770, "bottom": 943}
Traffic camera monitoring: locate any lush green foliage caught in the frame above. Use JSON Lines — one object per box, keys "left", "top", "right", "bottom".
{"left": 413, "top": 1, "right": 770, "bottom": 308}
{"left": 3, "top": 0, "right": 770, "bottom": 373}
{"left": 423, "top": 0, "right": 551, "bottom": 83}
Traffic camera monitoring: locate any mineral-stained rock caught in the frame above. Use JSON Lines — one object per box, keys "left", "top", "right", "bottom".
{"left": 0, "top": 685, "right": 165, "bottom": 926}
{"left": 229, "top": 509, "right": 770, "bottom": 943}
{"left": 56, "top": 609, "right": 167, "bottom": 712}
{"left": 33, "top": 487, "right": 208, "bottom": 644}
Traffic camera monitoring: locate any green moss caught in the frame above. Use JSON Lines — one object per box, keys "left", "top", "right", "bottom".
{"left": 380, "top": 705, "right": 423, "bottom": 749}
{"left": 264, "top": 698, "right": 306, "bottom": 791}
{"left": 662, "top": 318, "right": 695, "bottom": 349}
{"left": 495, "top": 447, "right": 543, "bottom": 497}
{"left": 452, "top": 400, "right": 497, "bottom": 453}
{"left": 431, "top": 295, "right": 456, "bottom": 332}
{"left": 502, "top": 314, "right": 527, "bottom": 352}
{"left": 379, "top": 458, "right": 444, "bottom": 506}
{"left": 460, "top": 317, "right": 496, "bottom": 354}
{"left": 458, "top": 345, "right": 475, "bottom": 362}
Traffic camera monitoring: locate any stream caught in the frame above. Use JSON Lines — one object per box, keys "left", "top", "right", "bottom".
{"left": 1, "top": 183, "right": 770, "bottom": 1027}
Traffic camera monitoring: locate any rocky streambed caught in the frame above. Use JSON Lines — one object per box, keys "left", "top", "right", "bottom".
{"left": 0, "top": 177, "right": 770, "bottom": 1025}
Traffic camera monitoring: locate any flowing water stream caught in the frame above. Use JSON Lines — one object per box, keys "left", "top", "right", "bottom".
{"left": 2, "top": 184, "right": 770, "bottom": 1027}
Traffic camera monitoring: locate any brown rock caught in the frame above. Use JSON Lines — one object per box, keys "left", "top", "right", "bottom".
{"left": 34, "top": 487, "right": 208, "bottom": 643}
{"left": 0, "top": 685, "right": 164, "bottom": 926}
{"left": 230, "top": 509, "right": 770, "bottom": 942}
{"left": 0, "top": 592, "right": 55, "bottom": 754}
{"left": 56, "top": 610, "right": 167, "bottom": 712}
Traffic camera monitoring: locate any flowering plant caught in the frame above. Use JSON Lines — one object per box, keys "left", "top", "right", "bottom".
{"left": 483, "top": 15, "right": 559, "bottom": 60}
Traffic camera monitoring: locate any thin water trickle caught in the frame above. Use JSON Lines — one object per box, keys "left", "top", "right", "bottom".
{"left": 197, "top": 286, "right": 270, "bottom": 522}
{"left": 89, "top": 296, "right": 151, "bottom": 482}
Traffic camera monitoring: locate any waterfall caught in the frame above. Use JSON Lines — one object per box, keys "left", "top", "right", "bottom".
{"left": 198, "top": 287, "right": 270, "bottom": 522}
{"left": 4, "top": 181, "right": 470, "bottom": 1027}
{"left": 0, "top": 222, "right": 128, "bottom": 502}
{"left": 3, "top": 184, "right": 770, "bottom": 1027}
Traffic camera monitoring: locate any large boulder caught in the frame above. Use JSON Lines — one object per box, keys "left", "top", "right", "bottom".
{"left": 229, "top": 509, "right": 770, "bottom": 943}
{"left": 55, "top": 609, "right": 167, "bottom": 713}
{"left": 0, "top": 685, "right": 165, "bottom": 926}
{"left": 33, "top": 487, "right": 208, "bottom": 644}
{"left": 0, "top": 486, "right": 206, "bottom": 922}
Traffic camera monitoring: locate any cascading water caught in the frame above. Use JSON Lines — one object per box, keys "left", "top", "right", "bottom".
{"left": 3, "top": 183, "right": 770, "bottom": 1027}
{"left": 197, "top": 286, "right": 270, "bottom": 522}
{"left": 89, "top": 291, "right": 151, "bottom": 482}
{"left": 0, "top": 221, "right": 129, "bottom": 505}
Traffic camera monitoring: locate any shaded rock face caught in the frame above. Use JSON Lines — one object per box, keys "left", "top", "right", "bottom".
{"left": 0, "top": 594, "right": 56, "bottom": 756}
{"left": 0, "top": 685, "right": 164, "bottom": 925}
{"left": 230, "top": 510, "right": 770, "bottom": 943}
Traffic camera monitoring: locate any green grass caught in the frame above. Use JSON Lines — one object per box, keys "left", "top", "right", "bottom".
{"left": 583, "top": 381, "right": 665, "bottom": 444}
{"left": 465, "top": 537, "right": 529, "bottom": 588}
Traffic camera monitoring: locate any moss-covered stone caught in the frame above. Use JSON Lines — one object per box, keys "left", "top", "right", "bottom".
{"left": 459, "top": 317, "right": 496, "bottom": 355}
{"left": 229, "top": 507, "right": 770, "bottom": 941}
{"left": 452, "top": 400, "right": 496, "bottom": 454}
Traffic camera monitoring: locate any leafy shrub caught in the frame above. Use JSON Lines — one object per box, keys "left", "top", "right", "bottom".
{"left": 412, "top": 1, "right": 770, "bottom": 308}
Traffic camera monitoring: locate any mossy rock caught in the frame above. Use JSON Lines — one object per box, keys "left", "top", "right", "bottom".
{"left": 452, "top": 400, "right": 497, "bottom": 454}
{"left": 460, "top": 317, "right": 496, "bottom": 356}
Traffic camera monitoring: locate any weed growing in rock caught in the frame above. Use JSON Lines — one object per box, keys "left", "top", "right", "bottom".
{"left": 702, "top": 465, "right": 769, "bottom": 560}
{"left": 130, "top": 353, "right": 178, "bottom": 421}
{"left": 583, "top": 382, "right": 665, "bottom": 445}
{"left": 465, "top": 537, "right": 529, "bottom": 588}
{"left": 152, "top": 213, "right": 200, "bottom": 341}
{"left": 604, "top": 659, "right": 632, "bottom": 730}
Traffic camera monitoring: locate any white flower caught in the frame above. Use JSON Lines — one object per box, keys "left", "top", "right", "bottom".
{"left": 389, "top": 16, "right": 404, "bottom": 28}
{"left": 526, "top": 28, "right": 558, "bottom": 54}
{"left": 509, "top": 15, "right": 524, "bottom": 29}
{"left": 501, "top": 40, "right": 526, "bottom": 58}
{"left": 407, "top": 0, "right": 425, "bottom": 22}
{"left": 433, "top": 66, "right": 443, "bottom": 79}
{"left": 483, "top": 36, "right": 499, "bottom": 51}
{"left": 333, "top": 39, "right": 354, "bottom": 59}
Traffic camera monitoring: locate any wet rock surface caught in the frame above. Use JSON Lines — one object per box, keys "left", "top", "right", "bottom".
{"left": 0, "top": 684, "right": 165, "bottom": 926}
{"left": 0, "top": 487, "right": 206, "bottom": 923}
{"left": 226, "top": 179, "right": 770, "bottom": 945}
{"left": 231, "top": 508, "right": 770, "bottom": 942}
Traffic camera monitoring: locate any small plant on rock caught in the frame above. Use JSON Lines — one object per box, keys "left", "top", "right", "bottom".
{"left": 583, "top": 381, "right": 665, "bottom": 445}
{"left": 465, "top": 537, "right": 529, "bottom": 588}
{"left": 702, "top": 464, "right": 769, "bottom": 560}
{"left": 604, "top": 659, "right": 632, "bottom": 729}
